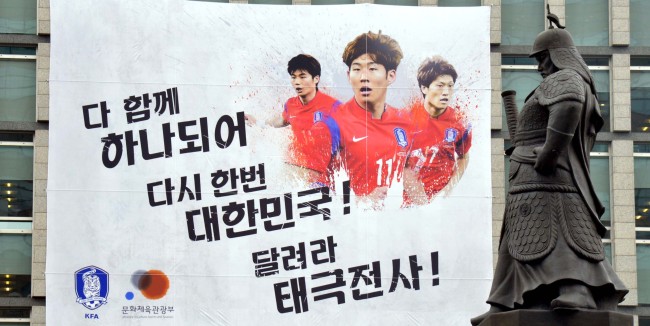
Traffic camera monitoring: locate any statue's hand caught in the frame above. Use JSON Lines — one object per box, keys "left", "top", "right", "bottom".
{"left": 533, "top": 145, "right": 559, "bottom": 175}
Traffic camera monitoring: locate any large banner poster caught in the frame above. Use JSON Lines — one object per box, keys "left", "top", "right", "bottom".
{"left": 48, "top": 1, "right": 492, "bottom": 324}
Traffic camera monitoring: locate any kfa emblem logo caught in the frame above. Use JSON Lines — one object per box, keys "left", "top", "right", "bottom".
{"left": 313, "top": 111, "right": 323, "bottom": 123}
{"left": 444, "top": 128, "right": 458, "bottom": 143}
{"left": 75, "top": 266, "right": 109, "bottom": 310}
{"left": 393, "top": 128, "right": 408, "bottom": 148}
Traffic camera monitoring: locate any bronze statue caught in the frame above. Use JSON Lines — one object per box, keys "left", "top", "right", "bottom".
{"left": 471, "top": 10, "right": 627, "bottom": 326}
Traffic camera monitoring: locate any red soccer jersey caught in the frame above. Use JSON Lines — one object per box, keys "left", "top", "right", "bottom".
{"left": 330, "top": 99, "right": 413, "bottom": 196}
{"left": 405, "top": 103, "right": 472, "bottom": 201}
{"left": 286, "top": 121, "right": 334, "bottom": 173}
{"left": 283, "top": 92, "right": 341, "bottom": 184}
{"left": 282, "top": 91, "right": 340, "bottom": 131}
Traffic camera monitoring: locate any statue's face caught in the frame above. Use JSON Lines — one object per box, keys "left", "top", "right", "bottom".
{"left": 535, "top": 51, "right": 558, "bottom": 79}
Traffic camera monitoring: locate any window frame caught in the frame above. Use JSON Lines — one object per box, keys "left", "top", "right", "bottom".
{"left": 0, "top": 54, "right": 36, "bottom": 61}
{"left": 0, "top": 139, "right": 33, "bottom": 298}
{"left": 590, "top": 148, "right": 611, "bottom": 238}
{"left": 634, "top": 149, "right": 650, "bottom": 244}
{"left": 631, "top": 62, "right": 650, "bottom": 133}
{"left": 0, "top": 139, "right": 34, "bottom": 224}
{"left": 0, "top": 53, "right": 37, "bottom": 123}
{"left": 0, "top": 0, "right": 37, "bottom": 35}
{"left": 0, "top": 318, "right": 30, "bottom": 324}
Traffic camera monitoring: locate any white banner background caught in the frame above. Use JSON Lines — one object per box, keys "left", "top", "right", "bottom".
{"left": 48, "top": 1, "right": 493, "bottom": 324}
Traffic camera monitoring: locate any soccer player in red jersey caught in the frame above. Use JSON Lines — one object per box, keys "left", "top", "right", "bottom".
{"left": 403, "top": 56, "right": 472, "bottom": 206}
{"left": 318, "top": 31, "right": 412, "bottom": 205}
{"left": 277, "top": 55, "right": 341, "bottom": 184}
{"left": 245, "top": 54, "right": 341, "bottom": 186}
{"left": 267, "top": 54, "right": 341, "bottom": 130}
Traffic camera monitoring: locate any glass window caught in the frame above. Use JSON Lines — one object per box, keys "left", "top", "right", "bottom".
{"left": 311, "top": 0, "right": 355, "bottom": 4}
{"left": 0, "top": 48, "right": 35, "bottom": 56}
{"left": 0, "top": 233, "right": 32, "bottom": 298}
{"left": 638, "top": 244, "right": 650, "bottom": 304}
{"left": 0, "top": 0, "right": 36, "bottom": 34}
{"left": 0, "top": 146, "right": 33, "bottom": 218}
{"left": 500, "top": 70, "right": 541, "bottom": 111}
{"left": 635, "top": 140, "right": 650, "bottom": 289}
{"left": 248, "top": 0, "right": 292, "bottom": 4}
{"left": 631, "top": 0, "right": 650, "bottom": 46}
{"left": 632, "top": 60, "right": 650, "bottom": 133}
{"left": 501, "top": 57, "right": 537, "bottom": 65}
{"left": 565, "top": 0, "right": 608, "bottom": 46}
{"left": 0, "top": 59, "right": 36, "bottom": 122}
{"left": 374, "top": 0, "right": 417, "bottom": 5}
{"left": 501, "top": 57, "right": 542, "bottom": 129}
{"left": 501, "top": 0, "right": 544, "bottom": 45}
{"left": 590, "top": 148, "right": 610, "bottom": 230}
{"left": 632, "top": 58, "right": 650, "bottom": 66}
{"left": 592, "top": 142, "right": 611, "bottom": 249}
{"left": 0, "top": 308, "right": 29, "bottom": 326}
{"left": 635, "top": 156, "right": 650, "bottom": 230}
{"left": 592, "top": 142, "right": 609, "bottom": 152}
{"left": 584, "top": 57, "right": 609, "bottom": 66}
{"left": 0, "top": 308, "right": 30, "bottom": 319}
{"left": 635, "top": 143, "right": 650, "bottom": 153}
{"left": 592, "top": 69, "right": 610, "bottom": 132}
{"left": 641, "top": 316, "right": 650, "bottom": 326}
{"left": 0, "top": 141, "right": 32, "bottom": 299}
{"left": 500, "top": 57, "right": 610, "bottom": 132}
{"left": 438, "top": 0, "right": 480, "bottom": 6}
{"left": 0, "top": 133, "right": 32, "bottom": 142}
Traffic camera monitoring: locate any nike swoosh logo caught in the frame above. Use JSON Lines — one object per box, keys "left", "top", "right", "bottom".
{"left": 352, "top": 136, "right": 368, "bottom": 142}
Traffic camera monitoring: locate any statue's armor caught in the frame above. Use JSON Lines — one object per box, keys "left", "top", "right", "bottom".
{"left": 505, "top": 69, "right": 605, "bottom": 263}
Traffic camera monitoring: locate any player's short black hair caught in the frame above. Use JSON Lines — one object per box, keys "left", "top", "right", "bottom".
{"left": 342, "top": 31, "right": 403, "bottom": 72}
{"left": 287, "top": 54, "right": 321, "bottom": 79}
{"left": 417, "top": 56, "right": 458, "bottom": 90}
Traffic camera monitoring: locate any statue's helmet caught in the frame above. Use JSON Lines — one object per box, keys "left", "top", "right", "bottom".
{"left": 528, "top": 27, "right": 594, "bottom": 91}
{"left": 529, "top": 28, "right": 575, "bottom": 58}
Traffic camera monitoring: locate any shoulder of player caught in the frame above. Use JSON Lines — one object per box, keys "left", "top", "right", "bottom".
{"left": 383, "top": 105, "right": 413, "bottom": 124}
{"left": 330, "top": 98, "right": 355, "bottom": 118}
{"left": 381, "top": 105, "right": 402, "bottom": 118}
{"left": 284, "top": 96, "right": 301, "bottom": 109}
{"left": 315, "top": 92, "right": 343, "bottom": 113}
{"left": 315, "top": 91, "right": 338, "bottom": 103}
{"left": 438, "top": 106, "right": 465, "bottom": 122}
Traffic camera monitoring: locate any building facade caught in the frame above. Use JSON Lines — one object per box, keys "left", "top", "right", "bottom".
{"left": 0, "top": 0, "right": 649, "bottom": 325}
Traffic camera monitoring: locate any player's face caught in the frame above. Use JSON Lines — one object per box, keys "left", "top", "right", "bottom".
{"left": 290, "top": 69, "right": 319, "bottom": 99}
{"left": 421, "top": 74, "right": 454, "bottom": 118}
{"left": 347, "top": 53, "right": 396, "bottom": 108}
{"left": 535, "top": 51, "right": 558, "bottom": 79}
